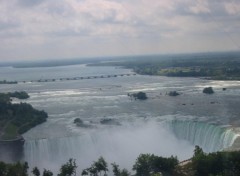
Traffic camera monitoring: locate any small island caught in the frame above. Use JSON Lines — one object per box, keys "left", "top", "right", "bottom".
{"left": 0, "top": 80, "right": 18, "bottom": 84}
{"left": 74, "top": 118, "right": 83, "bottom": 125}
{"left": 203, "top": 87, "right": 214, "bottom": 94}
{"left": 100, "top": 118, "right": 121, "bottom": 125}
{"left": 168, "top": 91, "right": 180, "bottom": 96}
{"left": 73, "top": 118, "right": 92, "bottom": 128}
{"left": 128, "top": 92, "right": 148, "bottom": 100}
{"left": 7, "top": 91, "right": 30, "bottom": 99}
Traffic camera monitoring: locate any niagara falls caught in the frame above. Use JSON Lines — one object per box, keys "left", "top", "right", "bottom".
{"left": 1, "top": 61, "right": 240, "bottom": 175}
{"left": 1, "top": 0, "right": 240, "bottom": 175}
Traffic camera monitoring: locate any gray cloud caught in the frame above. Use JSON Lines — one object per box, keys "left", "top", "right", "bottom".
{"left": 17, "top": 0, "right": 46, "bottom": 7}
{"left": 0, "top": 0, "right": 239, "bottom": 61}
{"left": 0, "top": 21, "right": 19, "bottom": 31}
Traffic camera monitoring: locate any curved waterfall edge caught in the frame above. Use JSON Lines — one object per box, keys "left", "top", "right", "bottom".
{"left": 165, "top": 120, "right": 240, "bottom": 153}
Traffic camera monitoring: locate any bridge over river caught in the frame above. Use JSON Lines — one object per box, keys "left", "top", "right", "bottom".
{"left": 20, "top": 73, "right": 137, "bottom": 83}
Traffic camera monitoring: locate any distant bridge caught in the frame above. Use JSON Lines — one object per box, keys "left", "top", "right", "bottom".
{"left": 21, "top": 73, "right": 137, "bottom": 83}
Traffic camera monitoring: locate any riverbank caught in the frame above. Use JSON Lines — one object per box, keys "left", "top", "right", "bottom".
{"left": 0, "top": 92, "right": 48, "bottom": 162}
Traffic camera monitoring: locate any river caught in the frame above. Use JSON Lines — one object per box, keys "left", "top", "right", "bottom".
{"left": 0, "top": 64, "right": 240, "bottom": 173}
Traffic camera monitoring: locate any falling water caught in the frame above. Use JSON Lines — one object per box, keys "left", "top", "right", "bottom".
{"left": 23, "top": 122, "right": 194, "bottom": 173}
{"left": 167, "top": 120, "right": 239, "bottom": 152}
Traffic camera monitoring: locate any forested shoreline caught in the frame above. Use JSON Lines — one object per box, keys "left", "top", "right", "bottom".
{"left": 88, "top": 52, "right": 240, "bottom": 80}
{"left": 0, "top": 91, "right": 48, "bottom": 140}
{"left": 1, "top": 146, "right": 240, "bottom": 176}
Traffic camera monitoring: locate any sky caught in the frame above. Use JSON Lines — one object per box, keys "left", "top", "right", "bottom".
{"left": 0, "top": 0, "right": 240, "bottom": 61}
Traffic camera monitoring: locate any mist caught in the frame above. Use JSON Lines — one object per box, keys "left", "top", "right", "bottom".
{"left": 24, "top": 121, "right": 194, "bottom": 174}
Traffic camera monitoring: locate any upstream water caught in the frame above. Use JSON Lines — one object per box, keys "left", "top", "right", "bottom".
{"left": 0, "top": 64, "right": 240, "bottom": 173}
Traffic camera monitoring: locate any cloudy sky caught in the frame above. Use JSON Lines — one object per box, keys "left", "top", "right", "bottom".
{"left": 0, "top": 0, "right": 240, "bottom": 61}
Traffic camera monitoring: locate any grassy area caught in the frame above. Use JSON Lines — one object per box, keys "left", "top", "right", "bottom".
{"left": 2, "top": 123, "right": 18, "bottom": 140}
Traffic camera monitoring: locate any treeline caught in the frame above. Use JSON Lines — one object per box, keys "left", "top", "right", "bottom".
{"left": 1, "top": 146, "right": 240, "bottom": 176}
{"left": 0, "top": 154, "right": 178, "bottom": 176}
{"left": 89, "top": 52, "right": 240, "bottom": 80}
{"left": 126, "top": 61, "right": 240, "bottom": 80}
{"left": 190, "top": 146, "right": 240, "bottom": 176}
{"left": 0, "top": 92, "right": 47, "bottom": 140}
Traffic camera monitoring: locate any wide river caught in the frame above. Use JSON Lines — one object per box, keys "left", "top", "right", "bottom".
{"left": 0, "top": 64, "right": 240, "bottom": 173}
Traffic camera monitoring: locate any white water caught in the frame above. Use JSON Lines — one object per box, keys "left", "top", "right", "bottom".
{"left": 23, "top": 121, "right": 194, "bottom": 173}
{"left": 167, "top": 120, "right": 240, "bottom": 152}
{"left": 23, "top": 119, "right": 240, "bottom": 173}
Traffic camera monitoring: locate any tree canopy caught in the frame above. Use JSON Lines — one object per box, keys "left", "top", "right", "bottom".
{"left": 0, "top": 92, "right": 48, "bottom": 140}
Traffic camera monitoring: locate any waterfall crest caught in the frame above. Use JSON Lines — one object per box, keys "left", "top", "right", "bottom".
{"left": 167, "top": 120, "right": 239, "bottom": 152}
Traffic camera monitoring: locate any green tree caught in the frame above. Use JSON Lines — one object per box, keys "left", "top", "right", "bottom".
{"left": 43, "top": 169, "right": 53, "bottom": 176}
{"left": 111, "top": 163, "right": 121, "bottom": 176}
{"left": 87, "top": 164, "right": 98, "bottom": 176}
{"left": 6, "top": 162, "right": 28, "bottom": 176}
{"left": 133, "top": 154, "right": 154, "bottom": 176}
{"left": 58, "top": 159, "right": 77, "bottom": 176}
{"left": 120, "top": 169, "right": 131, "bottom": 176}
{"left": 133, "top": 154, "right": 178, "bottom": 176}
{"left": 81, "top": 169, "right": 89, "bottom": 175}
{"left": 0, "top": 162, "right": 7, "bottom": 176}
{"left": 192, "top": 146, "right": 209, "bottom": 176}
{"left": 111, "top": 163, "right": 130, "bottom": 176}
{"left": 32, "top": 167, "right": 40, "bottom": 176}
{"left": 193, "top": 145, "right": 204, "bottom": 158}
{"left": 82, "top": 157, "right": 108, "bottom": 176}
{"left": 94, "top": 157, "right": 108, "bottom": 175}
